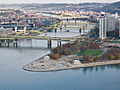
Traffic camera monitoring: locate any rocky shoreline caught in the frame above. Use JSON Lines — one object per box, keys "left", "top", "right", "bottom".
{"left": 23, "top": 55, "right": 120, "bottom": 72}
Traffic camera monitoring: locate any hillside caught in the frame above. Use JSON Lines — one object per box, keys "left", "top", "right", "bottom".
{"left": 0, "top": 2, "right": 119, "bottom": 14}
{"left": 101, "top": 1, "right": 120, "bottom": 14}
{"left": 0, "top": 3, "right": 106, "bottom": 11}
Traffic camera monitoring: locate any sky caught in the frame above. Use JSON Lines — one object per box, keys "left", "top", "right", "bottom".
{"left": 0, "top": 0, "right": 119, "bottom": 4}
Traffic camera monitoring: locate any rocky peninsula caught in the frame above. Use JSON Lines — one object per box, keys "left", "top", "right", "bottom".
{"left": 23, "top": 40, "right": 120, "bottom": 72}
{"left": 23, "top": 55, "right": 120, "bottom": 72}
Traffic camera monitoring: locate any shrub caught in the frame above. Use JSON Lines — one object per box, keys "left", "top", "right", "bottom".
{"left": 99, "top": 48, "right": 120, "bottom": 60}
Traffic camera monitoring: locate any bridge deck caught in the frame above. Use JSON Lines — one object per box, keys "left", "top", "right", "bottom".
{"left": 0, "top": 35, "right": 86, "bottom": 41}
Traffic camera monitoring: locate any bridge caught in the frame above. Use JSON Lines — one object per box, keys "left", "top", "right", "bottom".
{"left": 0, "top": 19, "right": 96, "bottom": 48}
{"left": 0, "top": 35, "right": 87, "bottom": 48}
{"left": 46, "top": 21, "right": 96, "bottom": 33}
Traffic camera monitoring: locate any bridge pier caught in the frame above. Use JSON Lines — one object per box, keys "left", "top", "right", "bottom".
{"left": 79, "top": 28, "right": 81, "bottom": 35}
{"left": 82, "top": 26, "right": 85, "bottom": 35}
{"left": 7, "top": 40, "right": 10, "bottom": 47}
{"left": 48, "top": 39, "right": 52, "bottom": 49}
{"left": 13, "top": 39, "right": 18, "bottom": 47}
{"left": 4, "top": 40, "right": 7, "bottom": 47}
{"left": 0, "top": 40, "right": 1, "bottom": 46}
{"left": 0, "top": 39, "right": 11, "bottom": 47}
{"left": 55, "top": 28, "right": 57, "bottom": 33}
{"left": 57, "top": 40, "right": 62, "bottom": 47}
{"left": 60, "top": 26, "right": 62, "bottom": 31}
{"left": 75, "top": 19, "right": 77, "bottom": 24}
{"left": 64, "top": 24, "right": 66, "bottom": 30}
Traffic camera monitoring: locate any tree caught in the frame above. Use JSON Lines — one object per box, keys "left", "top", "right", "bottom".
{"left": 110, "top": 55, "right": 115, "bottom": 60}
{"left": 89, "top": 56, "right": 94, "bottom": 62}
{"left": 116, "top": 53, "right": 120, "bottom": 59}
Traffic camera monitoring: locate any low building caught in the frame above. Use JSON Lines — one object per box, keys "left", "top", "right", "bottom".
{"left": 72, "top": 60, "right": 81, "bottom": 65}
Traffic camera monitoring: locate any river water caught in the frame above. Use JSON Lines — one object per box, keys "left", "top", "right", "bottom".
{"left": 0, "top": 25, "right": 120, "bottom": 90}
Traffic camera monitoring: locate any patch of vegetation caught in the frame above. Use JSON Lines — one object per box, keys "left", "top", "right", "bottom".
{"left": 89, "top": 25, "right": 99, "bottom": 38}
{"left": 107, "top": 31, "right": 119, "bottom": 39}
{"left": 106, "top": 41, "right": 120, "bottom": 43}
{"left": 99, "top": 48, "right": 120, "bottom": 60}
{"left": 74, "top": 49, "right": 103, "bottom": 56}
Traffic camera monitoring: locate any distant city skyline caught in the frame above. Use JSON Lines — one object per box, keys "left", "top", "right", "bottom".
{"left": 0, "top": 0, "right": 119, "bottom": 4}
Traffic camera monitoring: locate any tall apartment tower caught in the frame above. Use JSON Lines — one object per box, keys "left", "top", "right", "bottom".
{"left": 106, "top": 14, "right": 115, "bottom": 32}
{"left": 99, "top": 12, "right": 115, "bottom": 39}
{"left": 119, "top": 19, "right": 120, "bottom": 37}
{"left": 99, "top": 14, "right": 107, "bottom": 39}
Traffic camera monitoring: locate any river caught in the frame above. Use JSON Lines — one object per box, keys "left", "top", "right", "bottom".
{"left": 0, "top": 24, "right": 120, "bottom": 90}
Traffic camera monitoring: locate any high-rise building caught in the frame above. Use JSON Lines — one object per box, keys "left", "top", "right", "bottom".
{"left": 98, "top": 12, "right": 116, "bottom": 39}
{"left": 118, "top": 19, "right": 120, "bottom": 37}
{"left": 98, "top": 13, "right": 107, "bottom": 39}
{"left": 106, "top": 14, "right": 115, "bottom": 32}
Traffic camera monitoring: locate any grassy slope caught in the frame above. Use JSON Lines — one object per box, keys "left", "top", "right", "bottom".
{"left": 74, "top": 49, "right": 103, "bottom": 56}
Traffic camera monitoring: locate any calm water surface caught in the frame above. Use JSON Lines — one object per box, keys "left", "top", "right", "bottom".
{"left": 0, "top": 31, "right": 120, "bottom": 90}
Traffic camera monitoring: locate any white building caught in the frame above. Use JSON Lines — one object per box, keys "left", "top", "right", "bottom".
{"left": 99, "top": 15, "right": 107, "bottom": 39}
{"left": 99, "top": 12, "right": 116, "bottom": 39}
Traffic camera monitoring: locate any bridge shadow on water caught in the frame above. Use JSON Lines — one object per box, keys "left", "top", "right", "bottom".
{"left": 0, "top": 46, "right": 50, "bottom": 50}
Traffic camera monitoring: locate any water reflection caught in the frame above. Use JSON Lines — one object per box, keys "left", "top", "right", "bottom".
{"left": 82, "top": 67, "right": 95, "bottom": 74}
{"left": 0, "top": 46, "right": 50, "bottom": 50}
{"left": 100, "top": 66, "right": 106, "bottom": 71}
{"left": 72, "top": 68, "right": 82, "bottom": 72}
{"left": 95, "top": 66, "right": 98, "bottom": 72}
{"left": 106, "top": 64, "right": 120, "bottom": 70}
{"left": 75, "top": 64, "right": 120, "bottom": 74}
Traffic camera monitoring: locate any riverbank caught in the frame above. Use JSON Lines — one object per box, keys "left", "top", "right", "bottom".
{"left": 23, "top": 55, "right": 120, "bottom": 72}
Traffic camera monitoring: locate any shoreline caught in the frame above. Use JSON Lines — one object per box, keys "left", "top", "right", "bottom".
{"left": 23, "top": 56, "right": 120, "bottom": 72}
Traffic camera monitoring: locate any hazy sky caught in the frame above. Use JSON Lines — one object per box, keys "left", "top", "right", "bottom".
{"left": 0, "top": 0, "right": 119, "bottom": 4}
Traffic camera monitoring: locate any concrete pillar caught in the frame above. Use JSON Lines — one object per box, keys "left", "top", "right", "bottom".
{"left": 79, "top": 28, "right": 81, "bottom": 35}
{"left": 4, "top": 40, "right": 7, "bottom": 47}
{"left": 24, "top": 27, "right": 26, "bottom": 34}
{"left": 7, "top": 39, "right": 10, "bottom": 47}
{"left": 60, "top": 21, "right": 62, "bottom": 31}
{"left": 60, "top": 26, "right": 62, "bottom": 31}
{"left": 86, "top": 24, "right": 87, "bottom": 32}
{"left": 57, "top": 40, "right": 62, "bottom": 47}
{"left": 57, "top": 40, "right": 60, "bottom": 47}
{"left": 83, "top": 26, "right": 85, "bottom": 34}
{"left": 15, "top": 27, "right": 17, "bottom": 33}
{"left": 0, "top": 40, "right": 1, "bottom": 46}
{"left": 13, "top": 39, "right": 17, "bottom": 47}
{"left": 55, "top": 28, "right": 57, "bottom": 33}
{"left": 13, "top": 39, "right": 15, "bottom": 47}
{"left": 48, "top": 39, "right": 52, "bottom": 49}
{"left": 75, "top": 19, "right": 77, "bottom": 24}
{"left": 60, "top": 40, "right": 62, "bottom": 46}
{"left": 67, "top": 18, "right": 68, "bottom": 22}
{"left": 64, "top": 24, "right": 66, "bottom": 30}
